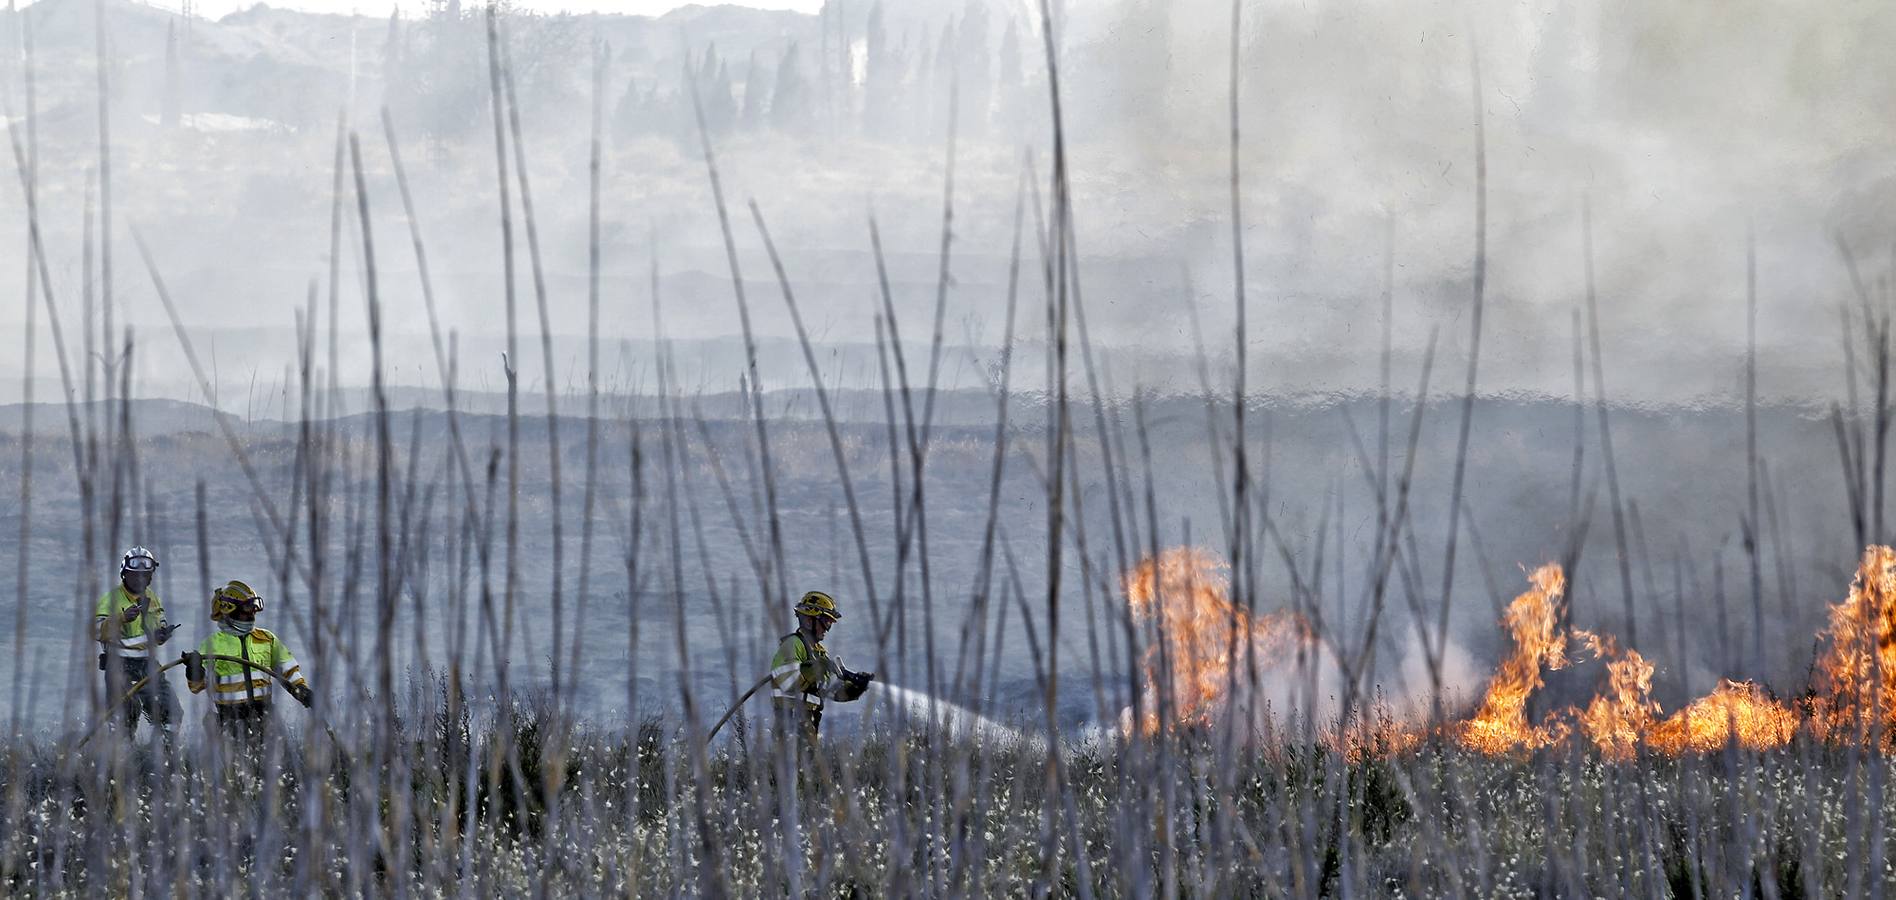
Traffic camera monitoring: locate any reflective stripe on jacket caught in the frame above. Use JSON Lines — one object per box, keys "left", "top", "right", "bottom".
{"left": 769, "top": 632, "right": 832, "bottom": 710}
{"left": 94, "top": 586, "right": 165, "bottom": 657}
{"left": 186, "top": 628, "right": 306, "bottom": 706}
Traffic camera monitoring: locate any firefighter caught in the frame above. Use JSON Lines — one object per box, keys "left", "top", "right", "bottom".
{"left": 94, "top": 547, "right": 180, "bottom": 740}
{"left": 769, "top": 591, "right": 874, "bottom": 740}
{"left": 183, "top": 580, "right": 312, "bottom": 742}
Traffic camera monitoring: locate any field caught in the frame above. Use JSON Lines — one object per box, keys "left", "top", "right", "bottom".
{"left": 8, "top": 1, "right": 1896, "bottom": 897}
{"left": 6, "top": 698, "right": 1896, "bottom": 895}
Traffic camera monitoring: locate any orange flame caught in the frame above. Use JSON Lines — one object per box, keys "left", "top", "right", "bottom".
{"left": 1457, "top": 564, "right": 1573, "bottom": 754}
{"left": 1116, "top": 544, "right": 1896, "bottom": 758}
{"left": 1455, "top": 562, "right": 1800, "bottom": 758}
{"left": 1574, "top": 632, "right": 1659, "bottom": 761}
{"left": 1647, "top": 680, "right": 1797, "bottom": 754}
{"left": 1572, "top": 637, "right": 1798, "bottom": 757}
{"left": 1121, "top": 547, "right": 1305, "bottom": 735}
{"left": 1809, "top": 545, "right": 1896, "bottom": 745}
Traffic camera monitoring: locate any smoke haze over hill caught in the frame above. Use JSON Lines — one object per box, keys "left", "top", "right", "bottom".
{"left": 0, "top": 0, "right": 1890, "bottom": 409}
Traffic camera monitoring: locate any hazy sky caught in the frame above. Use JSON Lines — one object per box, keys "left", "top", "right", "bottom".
{"left": 117, "top": 0, "right": 822, "bottom": 18}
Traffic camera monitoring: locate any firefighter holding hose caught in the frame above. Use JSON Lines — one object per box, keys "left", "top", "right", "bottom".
{"left": 94, "top": 547, "right": 180, "bottom": 741}
{"left": 183, "top": 580, "right": 313, "bottom": 742}
{"left": 769, "top": 591, "right": 874, "bottom": 741}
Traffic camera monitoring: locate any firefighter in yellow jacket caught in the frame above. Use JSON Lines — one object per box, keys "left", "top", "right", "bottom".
{"left": 769, "top": 591, "right": 873, "bottom": 739}
{"left": 183, "top": 580, "right": 312, "bottom": 738}
{"left": 93, "top": 547, "right": 180, "bottom": 739}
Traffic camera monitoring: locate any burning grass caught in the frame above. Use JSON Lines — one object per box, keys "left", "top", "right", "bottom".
{"left": 1122, "top": 547, "right": 1310, "bottom": 735}
{"left": 1808, "top": 544, "right": 1896, "bottom": 745}
{"left": 1123, "top": 545, "right": 1896, "bottom": 762}
{"left": 1458, "top": 564, "right": 1574, "bottom": 755}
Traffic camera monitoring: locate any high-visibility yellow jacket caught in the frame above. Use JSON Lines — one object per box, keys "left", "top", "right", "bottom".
{"left": 94, "top": 586, "right": 166, "bottom": 657}
{"left": 186, "top": 628, "right": 305, "bottom": 706}
{"left": 770, "top": 631, "right": 850, "bottom": 711}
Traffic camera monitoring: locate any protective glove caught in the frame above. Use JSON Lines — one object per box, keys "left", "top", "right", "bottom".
{"left": 288, "top": 683, "right": 314, "bottom": 708}
{"left": 122, "top": 600, "right": 146, "bottom": 623}
{"left": 834, "top": 668, "right": 874, "bottom": 702}
{"left": 182, "top": 651, "right": 204, "bottom": 684}
{"left": 154, "top": 623, "right": 177, "bottom": 646}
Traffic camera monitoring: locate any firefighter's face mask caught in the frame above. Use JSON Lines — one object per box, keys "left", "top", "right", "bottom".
{"left": 802, "top": 613, "right": 833, "bottom": 639}
{"left": 121, "top": 569, "right": 153, "bottom": 594}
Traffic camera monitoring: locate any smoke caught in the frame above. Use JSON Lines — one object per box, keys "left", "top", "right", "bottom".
{"left": 1048, "top": 0, "right": 1896, "bottom": 404}
{"left": 3, "top": 0, "right": 1890, "bottom": 407}
{"left": 1205, "top": 623, "right": 1482, "bottom": 735}
{"left": 1395, "top": 635, "right": 1482, "bottom": 719}
{"left": 1118, "top": 546, "right": 1487, "bottom": 738}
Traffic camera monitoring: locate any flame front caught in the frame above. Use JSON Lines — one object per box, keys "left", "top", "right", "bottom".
{"left": 1115, "top": 544, "right": 1896, "bottom": 758}
{"left": 1457, "top": 564, "right": 1572, "bottom": 754}
{"left": 1809, "top": 545, "right": 1896, "bottom": 745}
{"left": 1574, "top": 633, "right": 1658, "bottom": 761}
{"left": 1456, "top": 562, "right": 1798, "bottom": 758}
{"left": 1122, "top": 547, "right": 1304, "bottom": 735}
{"left": 1646, "top": 680, "right": 1796, "bottom": 754}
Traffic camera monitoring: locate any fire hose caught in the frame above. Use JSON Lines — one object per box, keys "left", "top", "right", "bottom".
{"left": 706, "top": 668, "right": 875, "bottom": 742}
{"left": 706, "top": 673, "right": 775, "bottom": 742}
{"left": 77, "top": 652, "right": 334, "bottom": 750}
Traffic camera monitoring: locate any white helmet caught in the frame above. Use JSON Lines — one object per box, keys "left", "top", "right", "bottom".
{"left": 120, "top": 547, "right": 159, "bottom": 573}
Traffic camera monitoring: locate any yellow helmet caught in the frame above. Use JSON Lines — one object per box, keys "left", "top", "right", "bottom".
{"left": 210, "top": 580, "right": 263, "bottom": 620}
{"left": 794, "top": 590, "right": 841, "bottom": 622}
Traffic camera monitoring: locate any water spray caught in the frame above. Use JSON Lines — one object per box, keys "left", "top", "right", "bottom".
{"left": 865, "top": 682, "right": 1026, "bottom": 745}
